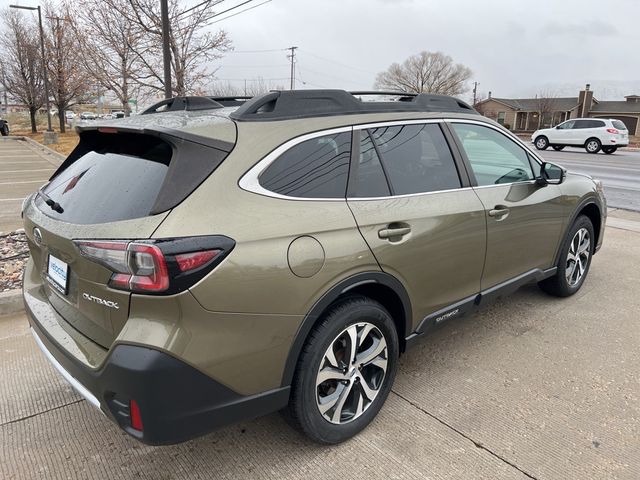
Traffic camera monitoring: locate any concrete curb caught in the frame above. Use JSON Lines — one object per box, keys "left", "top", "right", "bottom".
{"left": 0, "top": 289, "right": 23, "bottom": 316}
{"left": 2, "top": 135, "right": 65, "bottom": 167}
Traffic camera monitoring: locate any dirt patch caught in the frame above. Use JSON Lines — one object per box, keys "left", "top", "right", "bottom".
{"left": 0, "top": 230, "right": 28, "bottom": 292}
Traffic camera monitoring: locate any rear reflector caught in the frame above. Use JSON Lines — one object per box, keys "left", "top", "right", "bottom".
{"left": 129, "top": 399, "right": 143, "bottom": 431}
{"left": 175, "top": 250, "right": 220, "bottom": 272}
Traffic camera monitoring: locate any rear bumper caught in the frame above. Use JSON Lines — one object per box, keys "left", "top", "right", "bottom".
{"left": 25, "top": 295, "right": 290, "bottom": 445}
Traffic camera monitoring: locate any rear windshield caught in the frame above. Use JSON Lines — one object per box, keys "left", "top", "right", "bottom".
{"left": 612, "top": 120, "right": 627, "bottom": 131}
{"left": 36, "top": 133, "right": 172, "bottom": 224}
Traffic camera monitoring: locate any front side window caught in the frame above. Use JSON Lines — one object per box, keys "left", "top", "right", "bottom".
{"left": 367, "top": 123, "right": 461, "bottom": 195}
{"left": 557, "top": 120, "right": 575, "bottom": 130}
{"left": 451, "top": 123, "right": 534, "bottom": 186}
{"left": 259, "top": 132, "right": 351, "bottom": 198}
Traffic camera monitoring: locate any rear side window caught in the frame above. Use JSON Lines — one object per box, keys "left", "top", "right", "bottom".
{"left": 612, "top": 120, "right": 627, "bottom": 130}
{"left": 349, "top": 130, "right": 391, "bottom": 198}
{"left": 259, "top": 132, "right": 351, "bottom": 198}
{"left": 368, "top": 123, "right": 461, "bottom": 195}
{"left": 37, "top": 133, "right": 172, "bottom": 224}
{"left": 589, "top": 120, "right": 605, "bottom": 128}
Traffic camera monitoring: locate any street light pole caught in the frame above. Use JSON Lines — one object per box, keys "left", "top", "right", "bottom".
{"left": 10, "top": 4, "right": 53, "bottom": 132}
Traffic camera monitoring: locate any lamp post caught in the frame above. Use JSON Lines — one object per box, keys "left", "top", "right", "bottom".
{"left": 10, "top": 4, "right": 53, "bottom": 132}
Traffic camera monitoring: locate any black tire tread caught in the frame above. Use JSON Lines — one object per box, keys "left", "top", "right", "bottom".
{"left": 285, "top": 295, "right": 397, "bottom": 444}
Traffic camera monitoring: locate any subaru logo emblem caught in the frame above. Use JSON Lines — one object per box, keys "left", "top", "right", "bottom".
{"left": 33, "top": 227, "right": 43, "bottom": 246}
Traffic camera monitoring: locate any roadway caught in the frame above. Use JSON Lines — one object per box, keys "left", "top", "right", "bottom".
{"left": 535, "top": 146, "right": 640, "bottom": 211}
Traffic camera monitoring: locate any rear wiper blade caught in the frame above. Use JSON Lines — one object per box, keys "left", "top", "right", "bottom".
{"left": 37, "top": 186, "right": 64, "bottom": 214}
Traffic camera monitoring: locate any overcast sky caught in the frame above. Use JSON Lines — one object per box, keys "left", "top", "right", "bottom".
{"left": 2, "top": 0, "right": 638, "bottom": 100}
{"left": 209, "top": 0, "right": 640, "bottom": 100}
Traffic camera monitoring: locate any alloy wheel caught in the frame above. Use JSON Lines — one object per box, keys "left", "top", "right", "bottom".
{"left": 315, "top": 322, "right": 388, "bottom": 424}
{"left": 586, "top": 140, "right": 599, "bottom": 153}
{"left": 566, "top": 227, "right": 591, "bottom": 286}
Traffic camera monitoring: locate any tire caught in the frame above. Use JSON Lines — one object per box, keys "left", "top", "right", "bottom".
{"left": 552, "top": 145, "right": 565, "bottom": 151}
{"left": 585, "top": 138, "right": 601, "bottom": 154}
{"left": 0, "top": 125, "right": 7, "bottom": 137}
{"left": 286, "top": 295, "right": 399, "bottom": 444}
{"left": 602, "top": 146, "right": 617, "bottom": 154}
{"left": 538, "top": 215, "right": 595, "bottom": 297}
{"left": 534, "top": 136, "right": 549, "bottom": 150}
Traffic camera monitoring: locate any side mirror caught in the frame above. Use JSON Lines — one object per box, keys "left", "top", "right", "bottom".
{"left": 536, "top": 162, "right": 566, "bottom": 186}
{"left": 555, "top": 125, "right": 561, "bottom": 129}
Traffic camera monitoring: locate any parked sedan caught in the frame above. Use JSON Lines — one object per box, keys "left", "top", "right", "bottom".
{"left": 532, "top": 118, "right": 629, "bottom": 154}
{"left": 80, "top": 112, "right": 97, "bottom": 120}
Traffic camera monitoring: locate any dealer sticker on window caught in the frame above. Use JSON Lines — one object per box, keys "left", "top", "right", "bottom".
{"left": 47, "top": 254, "right": 69, "bottom": 295}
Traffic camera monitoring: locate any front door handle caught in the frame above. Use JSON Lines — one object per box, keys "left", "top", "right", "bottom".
{"left": 488, "top": 205, "right": 510, "bottom": 220}
{"left": 378, "top": 225, "right": 412, "bottom": 239}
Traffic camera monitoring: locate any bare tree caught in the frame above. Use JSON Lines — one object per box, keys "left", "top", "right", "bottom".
{"left": 535, "top": 91, "right": 558, "bottom": 128}
{"left": 374, "top": 51, "right": 472, "bottom": 96}
{"left": 208, "top": 77, "right": 285, "bottom": 97}
{"left": 0, "top": 9, "right": 44, "bottom": 133}
{"left": 43, "top": 3, "right": 89, "bottom": 132}
{"left": 70, "top": 0, "right": 144, "bottom": 116}
{"left": 106, "top": 0, "right": 232, "bottom": 96}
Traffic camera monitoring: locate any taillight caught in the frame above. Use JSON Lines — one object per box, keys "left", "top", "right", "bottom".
{"left": 606, "top": 128, "right": 619, "bottom": 134}
{"left": 74, "top": 236, "right": 234, "bottom": 294}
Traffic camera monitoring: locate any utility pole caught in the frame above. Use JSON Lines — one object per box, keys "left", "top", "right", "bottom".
{"left": 10, "top": 4, "right": 53, "bottom": 132}
{"left": 160, "top": 0, "right": 172, "bottom": 99}
{"left": 287, "top": 46, "right": 297, "bottom": 90}
{"left": 472, "top": 81, "right": 479, "bottom": 105}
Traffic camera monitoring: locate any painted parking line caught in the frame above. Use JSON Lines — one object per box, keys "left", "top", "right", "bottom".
{"left": 0, "top": 161, "right": 55, "bottom": 165}
{"left": 0, "top": 169, "right": 56, "bottom": 174}
{"left": 0, "top": 180, "right": 48, "bottom": 186}
{"left": 0, "top": 198, "right": 25, "bottom": 202}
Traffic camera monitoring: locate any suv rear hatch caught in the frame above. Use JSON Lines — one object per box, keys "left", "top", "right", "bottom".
{"left": 23, "top": 118, "right": 236, "bottom": 348}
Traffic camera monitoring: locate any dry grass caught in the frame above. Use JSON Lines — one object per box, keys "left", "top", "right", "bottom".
{"left": 18, "top": 131, "right": 79, "bottom": 156}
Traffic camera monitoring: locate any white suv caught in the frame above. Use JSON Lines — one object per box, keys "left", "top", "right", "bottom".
{"left": 532, "top": 118, "right": 629, "bottom": 154}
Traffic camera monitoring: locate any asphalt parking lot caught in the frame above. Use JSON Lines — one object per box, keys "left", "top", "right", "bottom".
{"left": 1, "top": 217, "right": 639, "bottom": 479}
{"left": 0, "top": 138, "right": 61, "bottom": 234}
{"left": 535, "top": 146, "right": 640, "bottom": 211}
{"left": 1, "top": 137, "right": 640, "bottom": 478}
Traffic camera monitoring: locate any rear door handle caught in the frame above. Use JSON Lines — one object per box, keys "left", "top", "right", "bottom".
{"left": 488, "top": 205, "right": 510, "bottom": 219}
{"left": 378, "top": 226, "right": 412, "bottom": 239}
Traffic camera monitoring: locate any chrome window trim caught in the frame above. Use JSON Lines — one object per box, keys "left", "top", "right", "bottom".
{"left": 238, "top": 126, "right": 352, "bottom": 202}
{"left": 238, "top": 117, "right": 547, "bottom": 202}
{"left": 30, "top": 327, "right": 103, "bottom": 412}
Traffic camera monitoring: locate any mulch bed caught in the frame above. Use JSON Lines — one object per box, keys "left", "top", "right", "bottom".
{"left": 0, "top": 230, "right": 28, "bottom": 292}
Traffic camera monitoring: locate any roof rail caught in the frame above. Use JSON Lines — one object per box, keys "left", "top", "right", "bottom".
{"left": 141, "top": 96, "right": 223, "bottom": 115}
{"left": 229, "top": 89, "right": 477, "bottom": 121}
{"left": 208, "top": 96, "right": 252, "bottom": 107}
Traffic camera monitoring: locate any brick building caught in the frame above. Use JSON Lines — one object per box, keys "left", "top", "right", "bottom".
{"left": 475, "top": 84, "right": 640, "bottom": 135}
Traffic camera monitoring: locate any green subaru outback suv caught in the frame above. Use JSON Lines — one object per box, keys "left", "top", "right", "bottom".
{"left": 22, "top": 90, "right": 606, "bottom": 445}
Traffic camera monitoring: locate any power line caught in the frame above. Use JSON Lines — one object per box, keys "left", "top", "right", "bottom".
{"left": 178, "top": 0, "right": 225, "bottom": 18}
{"left": 299, "top": 49, "right": 377, "bottom": 76}
{"left": 210, "top": 0, "right": 272, "bottom": 24}
{"left": 226, "top": 49, "right": 288, "bottom": 54}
